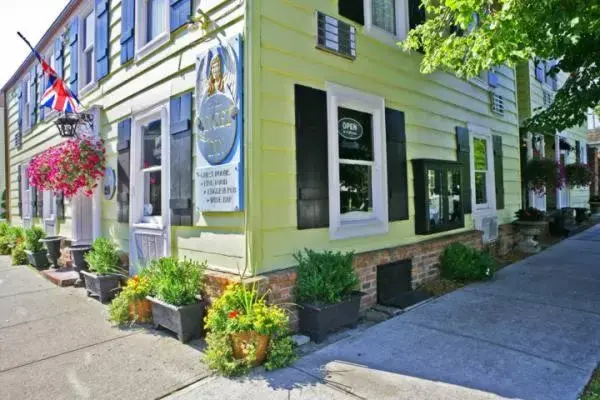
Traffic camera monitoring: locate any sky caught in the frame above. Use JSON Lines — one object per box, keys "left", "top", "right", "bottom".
{"left": 0, "top": 0, "right": 69, "bottom": 88}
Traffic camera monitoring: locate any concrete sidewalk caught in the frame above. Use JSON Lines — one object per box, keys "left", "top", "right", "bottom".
{"left": 0, "top": 261, "right": 210, "bottom": 400}
{"left": 169, "top": 224, "right": 600, "bottom": 400}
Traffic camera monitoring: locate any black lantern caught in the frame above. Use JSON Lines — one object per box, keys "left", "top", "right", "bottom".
{"left": 54, "top": 112, "right": 93, "bottom": 138}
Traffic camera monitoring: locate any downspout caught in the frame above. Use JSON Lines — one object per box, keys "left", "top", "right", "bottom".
{"left": 2, "top": 90, "right": 9, "bottom": 222}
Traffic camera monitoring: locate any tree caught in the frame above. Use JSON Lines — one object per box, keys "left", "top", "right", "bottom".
{"left": 403, "top": 0, "right": 600, "bottom": 134}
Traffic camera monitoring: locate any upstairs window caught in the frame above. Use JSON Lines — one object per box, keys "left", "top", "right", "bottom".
{"left": 81, "top": 10, "right": 95, "bottom": 88}
{"left": 372, "top": 0, "right": 397, "bottom": 35}
{"left": 365, "top": 0, "right": 409, "bottom": 44}
{"left": 23, "top": 78, "right": 30, "bottom": 131}
{"left": 136, "top": 0, "right": 169, "bottom": 59}
{"left": 146, "top": 0, "right": 167, "bottom": 44}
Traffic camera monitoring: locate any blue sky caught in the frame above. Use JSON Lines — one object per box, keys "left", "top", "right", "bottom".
{"left": 0, "top": 1, "right": 69, "bottom": 88}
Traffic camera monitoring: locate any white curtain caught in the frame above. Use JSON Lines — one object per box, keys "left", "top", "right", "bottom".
{"left": 372, "top": 0, "right": 396, "bottom": 35}
{"left": 147, "top": 0, "right": 166, "bottom": 42}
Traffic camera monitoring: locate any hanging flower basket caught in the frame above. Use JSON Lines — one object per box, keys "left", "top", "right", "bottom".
{"left": 565, "top": 163, "right": 593, "bottom": 188}
{"left": 28, "top": 137, "right": 106, "bottom": 198}
{"left": 523, "top": 158, "right": 564, "bottom": 195}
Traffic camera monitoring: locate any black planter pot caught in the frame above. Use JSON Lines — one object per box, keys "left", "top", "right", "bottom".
{"left": 40, "top": 236, "right": 63, "bottom": 269}
{"left": 147, "top": 296, "right": 205, "bottom": 343}
{"left": 81, "top": 270, "right": 122, "bottom": 303}
{"left": 25, "top": 249, "right": 49, "bottom": 269}
{"left": 70, "top": 245, "right": 92, "bottom": 287}
{"left": 298, "top": 291, "right": 365, "bottom": 343}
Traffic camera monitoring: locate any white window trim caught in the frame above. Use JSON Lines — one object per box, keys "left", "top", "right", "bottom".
{"left": 326, "top": 82, "right": 388, "bottom": 240}
{"left": 79, "top": 2, "right": 97, "bottom": 97}
{"left": 130, "top": 101, "right": 170, "bottom": 230}
{"left": 468, "top": 123, "right": 496, "bottom": 214}
{"left": 134, "top": 0, "right": 170, "bottom": 62}
{"left": 364, "top": 0, "right": 409, "bottom": 46}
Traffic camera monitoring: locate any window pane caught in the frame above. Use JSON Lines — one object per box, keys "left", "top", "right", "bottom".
{"left": 340, "top": 164, "right": 373, "bottom": 215}
{"left": 143, "top": 120, "right": 162, "bottom": 168}
{"left": 84, "top": 50, "right": 93, "bottom": 85}
{"left": 447, "top": 170, "right": 462, "bottom": 222}
{"left": 428, "top": 169, "right": 443, "bottom": 227}
{"left": 338, "top": 107, "right": 373, "bottom": 161}
{"left": 372, "top": 0, "right": 396, "bottom": 35}
{"left": 474, "top": 138, "right": 488, "bottom": 170}
{"left": 475, "top": 171, "right": 487, "bottom": 204}
{"left": 147, "top": 0, "right": 166, "bottom": 43}
{"left": 143, "top": 171, "right": 161, "bottom": 217}
{"left": 84, "top": 12, "right": 94, "bottom": 49}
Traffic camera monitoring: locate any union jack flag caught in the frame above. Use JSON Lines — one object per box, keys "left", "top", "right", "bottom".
{"left": 18, "top": 32, "right": 81, "bottom": 113}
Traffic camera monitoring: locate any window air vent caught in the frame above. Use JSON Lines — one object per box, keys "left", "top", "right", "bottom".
{"left": 491, "top": 93, "right": 505, "bottom": 115}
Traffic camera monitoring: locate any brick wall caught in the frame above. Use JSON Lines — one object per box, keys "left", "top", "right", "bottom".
{"left": 203, "top": 224, "right": 518, "bottom": 331}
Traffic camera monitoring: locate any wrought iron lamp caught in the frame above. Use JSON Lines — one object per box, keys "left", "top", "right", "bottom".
{"left": 54, "top": 112, "right": 94, "bottom": 138}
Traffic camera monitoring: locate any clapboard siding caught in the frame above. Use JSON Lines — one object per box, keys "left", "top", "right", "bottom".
{"left": 252, "top": 0, "right": 521, "bottom": 272}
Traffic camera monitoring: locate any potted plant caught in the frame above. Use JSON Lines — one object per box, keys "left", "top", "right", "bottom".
{"left": 590, "top": 195, "right": 600, "bottom": 214}
{"left": 0, "top": 222, "right": 12, "bottom": 255}
{"left": 204, "top": 284, "right": 296, "bottom": 376}
{"left": 565, "top": 163, "right": 593, "bottom": 188}
{"left": 523, "top": 158, "right": 563, "bottom": 195}
{"left": 515, "top": 208, "right": 548, "bottom": 253}
{"left": 145, "top": 257, "right": 206, "bottom": 343}
{"left": 108, "top": 274, "right": 153, "bottom": 325}
{"left": 11, "top": 242, "right": 28, "bottom": 266}
{"left": 70, "top": 244, "right": 92, "bottom": 286}
{"left": 82, "top": 238, "right": 123, "bottom": 303}
{"left": 40, "top": 236, "right": 64, "bottom": 269}
{"left": 294, "top": 249, "right": 363, "bottom": 343}
{"left": 24, "top": 226, "right": 49, "bottom": 268}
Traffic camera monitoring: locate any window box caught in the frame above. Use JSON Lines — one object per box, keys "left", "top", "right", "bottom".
{"left": 412, "top": 159, "right": 464, "bottom": 235}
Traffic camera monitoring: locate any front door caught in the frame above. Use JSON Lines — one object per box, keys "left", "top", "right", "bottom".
{"left": 43, "top": 191, "right": 57, "bottom": 236}
{"left": 72, "top": 193, "right": 93, "bottom": 245}
{"left": 530, "top": 135, "right": 546, "bottom": 211}
{"left": 557, "top": 150, "right": 569, "bottom": 208}
{"left": 21, "top": 166, "right": 33, "bottom": 228}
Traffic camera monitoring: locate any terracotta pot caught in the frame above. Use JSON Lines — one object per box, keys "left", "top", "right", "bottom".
{"left": 128, "top": 299, "right": 152, "bottom": 323}
{"left": 230, "top": 331, "right": 270, "bottom": 367}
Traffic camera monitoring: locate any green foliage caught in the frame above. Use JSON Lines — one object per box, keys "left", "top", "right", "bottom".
{"left": 0, "top": 236, "right": 11, "bottom": 255}
{"left": 108, "top": 293, "right": 131, "bottom": 326}
{"left": 6, "top": 226, "right": 24, "bottom": 249}
{"left": 515, "top": 207, "right": 546, "bottom": 222}
{"left": 523, "top": 158, "right": 562, "bottom": 195}
{"left": 0, "top": 189, "right": 6, "bottom": 219}
{"left": 108, "top": 274, "right": 152, "bottom": 325}
{"left": 294, "top": 249, "right": 359, "bottom": 304}
{"left": 590, "top": 195, "right": 600, "bottom": 203}
{"left": 85, "top": 237, "right": 121, "bottom": 275}
{"left": 145, "top": 257, "right": 205, "bottom": 306}
{"left": 11, "top": 243, "right": 28, "bottom": 265}
{"left": 565, "top": 163, "right": 594, "bottom": 187}
{"left": 0, "top": 221, "right": 9, "bottom": 237}
{"left": 204, "top": 284, "right": 295, "bottom": 376}
{"left": 24, "top": 226, "right": 46, "bottom": 252}
{"left": 439, "top": 243, "right": 496, "bottom": 282}
{"left": 403, "top": 1, "right": 600, "bottom": 134}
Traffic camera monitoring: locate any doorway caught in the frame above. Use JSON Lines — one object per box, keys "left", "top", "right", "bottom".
{"left": 71, "top": 193, "right": 93, "bottom": 244}
{"left": 42, "top": 191, "right": 57, "bottom": 236}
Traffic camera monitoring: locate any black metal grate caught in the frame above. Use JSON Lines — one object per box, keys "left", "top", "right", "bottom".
{"left": 316, "top": 12, "right": 356, "bottom": 60}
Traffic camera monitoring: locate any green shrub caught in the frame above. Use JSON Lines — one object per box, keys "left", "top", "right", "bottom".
{"left": 145, "top": 257, "right": 205, "bottom": 306}
{"left": 0, "top": 221, "right": 9, "bottom": 237}
{"left": 24, "top": 226, "right": 46, "bottom": 252}
{"left": 108, "top": 273, "right": 152, "bottom": 325}
{"left": 7, "top": 226, "right": 24, "bottom": 249}
{"left": 294, "top": 249, "right": 359, "bottom": 304}
{"left": 439, "top": 243, "right": 496, "bottom": 282}
{"left": 85, "top": 237, "right": 121, "bottom": 275}
{"left": 0, "top": 236, "right": 11, "bottom": 255}
{"left": 11, "top": 243, "right": 28, "bottom": 265}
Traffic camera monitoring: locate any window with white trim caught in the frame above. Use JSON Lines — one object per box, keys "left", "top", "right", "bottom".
{"left": 364, "top": 0, "right": 409, "bottom": 44}
{"left": 23, "top": 78, "right": 30, "bottom": 131}
{"left": 135, "top": 0, "right": 169, "bottom": 60}
{"left": 469, "top": 125, "right": 496, "bottom": 212}
{"left": 81, "top": 10, "right": 95, "bottom": 89}
{"left": 140, "top": 119, "right": 163, "bottom": 224}
{"left": 326, "top": 83, "right": 388, "bottom": 240}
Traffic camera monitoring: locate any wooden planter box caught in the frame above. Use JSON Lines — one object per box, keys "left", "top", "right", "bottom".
{"left": 25, "top": 250, "right": 49, "bottom": 269}
{"left": 147, "top": 296, "right": 205, "bottom": 343}
{"left": 298, "top": 291, "right": 364, "bottom": 343}
{"left": 81, "top": 270, "right": 122, "bottom": 303}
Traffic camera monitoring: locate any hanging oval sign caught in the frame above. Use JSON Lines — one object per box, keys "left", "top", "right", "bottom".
{"left": 103, "top": 167, "right": 116, "bottom": 200}
{"left": 338, "top": 118, "right": 363, "bottom": 141}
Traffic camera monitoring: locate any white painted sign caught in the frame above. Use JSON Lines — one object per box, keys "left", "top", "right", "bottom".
{"left": 196, "top": 164, "right": 240, "bottom": 212}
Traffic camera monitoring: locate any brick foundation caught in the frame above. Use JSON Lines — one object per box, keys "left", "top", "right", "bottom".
{"left": 203, "top": 225, "right": 518, "bottom": 332}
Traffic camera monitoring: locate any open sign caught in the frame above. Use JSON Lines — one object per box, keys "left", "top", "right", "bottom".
{"left": 338, "top": 118, "right": 363, "bottom": 140}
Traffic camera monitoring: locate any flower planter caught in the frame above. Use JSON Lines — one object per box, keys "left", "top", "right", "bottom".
{"left": 70, "top": 245, "right": 92, "bottom": 287}
{"left": 515, "top": 220, "right": 548, "bottom": 254}
{"left": 230, "top": 331, "right": 270, "bottom": 366}
{"left": 589, "top": 202, "right": 600, "bottom": 215}
{"left": 147, "top": 295, "right": 205, "bottom": 343}
{"left": 25, "top": 249, "right": 49, "bottom": 269}
{"left": 81, "top": 270, "right": 122, "bottom": 303}
{"left": 298, "top": 291, "right": 364, "bottom": 343}
{"left": 40, "top": 236, "right": 63, "bottom": 269}
{"left": 128, "top": 299, "right": 152, "bottom": 323}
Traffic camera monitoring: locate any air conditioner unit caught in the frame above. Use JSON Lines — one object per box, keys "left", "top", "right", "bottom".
{"left": 475, "top": 215, "right": 499, "bottom": 243}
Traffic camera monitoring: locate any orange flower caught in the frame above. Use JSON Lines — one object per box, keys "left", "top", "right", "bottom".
{"left": 228, "top": 310, "right": 239, "bottom": 319}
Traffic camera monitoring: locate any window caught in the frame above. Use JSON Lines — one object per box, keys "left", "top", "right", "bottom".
{"left": 364, "top": 0, "right": 409, "bottom": 44}
{"left": 141, "top": 120, "right": 162, "bottom": 223}
{"left": 469, "top": 124, "right": 496, "bottom": 212}
{"left": 135, "top": 0, "right": 169, "bottom": 59}
{"left": 22, "top": 78, "right": 30, "bottom": 131}
{"left": 326, "top": 83, "right": 388, "bottom": 240}
{"left": 81, "top": 10, "right": 95, "bottom": 89}
{"left": 473, "top": 138, "right": 488, "bottom": 205}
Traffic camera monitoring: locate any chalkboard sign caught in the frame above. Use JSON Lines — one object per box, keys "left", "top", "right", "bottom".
{"left": 316, "top": 12, "right": 356, "bottom": 60}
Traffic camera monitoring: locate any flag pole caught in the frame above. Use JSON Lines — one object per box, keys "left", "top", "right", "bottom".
{"left": 17, "top": 32, "right": 37, "bottom": 54}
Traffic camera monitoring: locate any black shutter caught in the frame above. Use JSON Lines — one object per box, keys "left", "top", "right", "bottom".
{"left": 295, "top": 85, "right": 329, "bottom": 229}
{"left": 56, "top": 192, "right": 65, "bottom": 220}
{"left": 386, "top": 108, "right": 408, "bottom": 221}
{"left": 38, "top": 64, "right": 45, "bottom": 121}
{"left": 31, "top": 183, "right": 37, "bottom": 217}
{"left": 456, "top": 126, "right": 471, "bottom": 214}
{"left": 95, "top": 0, "right": 110, "bottom": 81}
{"left": 16, "top": 84, "right": 23, "bottom": 149}
{"left": 120, "top": 0, "right": 135, "bottom": 63}
{"left": 408, "top": 0, "right": 426, "bottom": 29}
{"left": 170, "top": 92, "right": 194, "bottom": 226}
{"left": 576, "top": 140, "right": 581, "bottom": 163}
{"left": 339, "top": 0, "right": 364, "bottom": 25}
{"left": 170, "top": 0, "right": 192, "bottom": 32}
{"left": 117, "top": 118, "right": 131, "bottom": 223}
{"left": 30, "top": 67, "right": 38, "bottom": 126}
{"left": 534, "top": 59, "right": 544, "bottom": 82}
{"left": 17, "top": 166, "right": 23, "bottom": 216}
{"left": 55, "top": 36, "right": 64, "bottom": 79}
{"left": 488, "top": 69, "right": 499, "bottom": 88}
{"left": 37, "top": 188, "right": 43, "bottom": 218}
{"left": 69, "top": 17, "right": 79, "bottom": 96}
{"left": 493, "top": 135, "right": 504, "bottom": 210}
